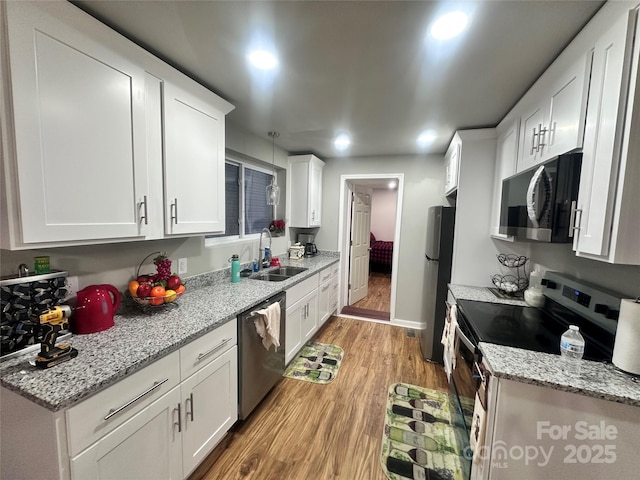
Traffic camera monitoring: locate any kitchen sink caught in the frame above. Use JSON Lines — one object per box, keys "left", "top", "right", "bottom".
{"left": 270, "top": 266, "right": 308, "bottom": 276}
{"left": 251, "top": 273, "right": 290, "bottom": 282}
{"left": 251, "top": 266, "right": 308, "bottom": 282}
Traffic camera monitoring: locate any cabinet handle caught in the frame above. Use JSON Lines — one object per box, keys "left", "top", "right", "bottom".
{"left": 196, "top": 337, "right": 233, "bottom": 361}
{"left": 531, "top": 127, "right": 538, "bottom": 155}
{"left": 537, "top": 123, "right": 547, "bottom": 151}
{"left": 171, "top": 198, "right": 178, "bottom": 224}
{"left": 104, "top": 378, "right": 169, "bottom": 420}
{"left": 187, "top": 392, "right": 194, "bottom": 422}
{"left": 140, "top": 195, "right": 148, "bottom": 225}
{"left": 311, "top": 210, "right": 315, "bottom": 222}
{"left": 322, "top": 285, "right": 330, "bottom": 292}
{"left": 175, "top": 402, "right": 182, "bottom": 432}
{"left": 569, "top": 200, "right": 582, "bottom": 238}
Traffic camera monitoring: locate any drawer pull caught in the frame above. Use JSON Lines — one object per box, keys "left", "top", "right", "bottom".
{"left": 197, "top": 337, "right": 232, "bottom": 361}
{"left": 104, "top": 378, "right": 169, "bottom": 421}
{"left": 175, "top": 402, "right": 182, "bottom": 432}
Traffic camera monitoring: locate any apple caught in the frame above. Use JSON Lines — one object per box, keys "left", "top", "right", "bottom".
{"left": 167, "top": 275, "right": 182, "bottom": 291}
{"left": 136, "top": 283, "right": 152, "bottom": 298}
{"left": 137, "top": 274, "right": 153, "bottom": 284}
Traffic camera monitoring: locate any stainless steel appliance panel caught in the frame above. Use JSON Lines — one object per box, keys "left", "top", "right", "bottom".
{"left": 237, "top": 292, "right": 286, "bottom": 420}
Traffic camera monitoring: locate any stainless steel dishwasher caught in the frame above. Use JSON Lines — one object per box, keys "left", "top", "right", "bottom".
{"left": 237, "top": 292, "right": 286, "bottom": 420}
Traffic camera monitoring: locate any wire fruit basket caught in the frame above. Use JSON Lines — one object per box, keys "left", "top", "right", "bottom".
{"left": 128, "top": 252, "right": 186, "bottom": 308}
{"left": 491, "top": 254, "right": 529, "bottom": 294}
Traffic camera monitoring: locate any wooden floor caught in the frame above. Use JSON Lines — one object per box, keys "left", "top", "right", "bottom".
{"left": 352, "top": 272, "right": 391, "bottom": 313}
{"left": 193, "top": 316, "right": 448, "bottom": 480}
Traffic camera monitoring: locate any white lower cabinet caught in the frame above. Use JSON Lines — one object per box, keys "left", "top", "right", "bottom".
{"left": 70, "top": 386, "right": 183, "bottom": 480}
{"left": 318, "top": 264, "right": 339, "bottom": 327}
{"left": 285, "top": 273, "right": 320, "bottom": 364}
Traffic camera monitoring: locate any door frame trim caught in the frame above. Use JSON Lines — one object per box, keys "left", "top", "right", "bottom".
{"left": 338, "top": 173, "right": 404, "bottom": 323}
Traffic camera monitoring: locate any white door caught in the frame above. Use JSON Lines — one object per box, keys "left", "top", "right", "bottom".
{"left": 517, "top": 103, "right": 546, "bottom": 172}
{"left": 348, "top": 186, "right": 372, "bottom": 305}
{"left": 70, "top": 387, "right": 182, "bottom": 480}
{"left": 181, "top": 347, "right": 238, "bottom": 478}
{"left": 163, "top": 83, "right": 225, "bottom": 235}
{"left": 285, "top": 303, "right": 304, "bottom": 364}
{"left": 301, "top": 292, "right": 319, "bottom": 342}
{"left": 309, "top": 161, "right": 323, "bottom": 226}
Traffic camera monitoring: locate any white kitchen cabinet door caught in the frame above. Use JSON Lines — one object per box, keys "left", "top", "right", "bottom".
{"left": 70, "top": 387, "right": 183, "bottom": 480}
{"left": 181, "top": 346, "right": 238, "bottom": 478}
{"left": 490, "top": 119, "right": 519, "bottom": 237}
{"left": 288, "top": 154, "right": 325, "bottom": 228}
{"left": 163, "top": 83, "right": 225, "bottom": 235}
{"left": 301, "top": 291, "right": 319, "bottom": 343}
{"left": 285, "top": 302, "right": 304, "bottom": 365}
{"left": 574, "top": 9, "right": 638, "bottom": 259}
{"left": 444, "top": 137, "right": 461, "bottom": 196}
{"left": 517, "top": 102, "right": 546, "bottom": 172}
{"left": 545, "top": 54, "right": 591, "bottom": 158}
{"left": 2, "top": 1, "right": 148, "bottom": 246}
{"left": 318, "top": 279, "right": 332, "bottom": 327}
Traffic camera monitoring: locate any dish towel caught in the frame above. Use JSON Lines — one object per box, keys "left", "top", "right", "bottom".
{"left": 470, "top": 392, "right": 487, "bottom": 465}
{"left": 441, "top": 304, "right": 459, "bottom": 370}
{"left": 252, "top": 301, "right": 281, "bottom": 351}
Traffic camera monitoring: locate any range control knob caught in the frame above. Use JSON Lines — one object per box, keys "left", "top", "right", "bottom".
{"left": 594, "top": 304, "right": 609, "bottom": 315}
{"left": 541, "top": 279, "right": 556, "bottom": 289}
{"left": 606, "top": 310, "right": 620, "bottom": 320}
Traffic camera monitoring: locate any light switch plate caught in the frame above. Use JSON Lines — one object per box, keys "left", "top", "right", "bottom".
{"left": 178, "top": 258, "right": 187, "bottom": 275}
{"left": 64, "top": 276, "right": 79, "bottom": 301}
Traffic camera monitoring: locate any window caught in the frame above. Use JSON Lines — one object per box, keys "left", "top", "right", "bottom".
{"left": 209, "top": 160, "right": 275, "bottom": 239}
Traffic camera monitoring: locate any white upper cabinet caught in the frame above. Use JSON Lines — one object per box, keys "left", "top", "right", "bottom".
{"left": 1, "top": 1, "right": 148, "bottom": 248}
{"left": 517, "top": 53, "right": 590, "bottom": 172}
{"left": 288, "top": 154, "right": 325, "bottom": 228}
{"left": 490, "top": 118, "right": 519, "bottom": 238}
{"left": 163, "top": 83, "right": 226, "bottom": 235}
{"left": 573, "top": 7, "right": 640, "bottom": 265}
{"left": 0, "top": 1, "right": 234, "bottom": 249}
{"left": 444, "top": 137, "right": 461, "bottom": 196}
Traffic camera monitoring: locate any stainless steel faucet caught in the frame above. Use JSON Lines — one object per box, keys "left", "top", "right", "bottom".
{"left": 258, "top": 228, "right": 272, "bottom": 270}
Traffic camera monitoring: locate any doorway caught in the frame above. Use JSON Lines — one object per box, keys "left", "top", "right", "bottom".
{"left": 337, "top": 174, "right": 403, "bottom": 323}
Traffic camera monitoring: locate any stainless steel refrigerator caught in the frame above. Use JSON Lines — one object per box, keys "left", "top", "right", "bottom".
{"left": 419, "top": 206, "right": 455, "bottom": 361}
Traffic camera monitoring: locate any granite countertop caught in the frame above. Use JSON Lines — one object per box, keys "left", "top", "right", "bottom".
{"left": 448, "top": 284, "right": 639, "bottom": 408}
{"left": 0, "top": 252, "right": 339, "bottom": 412}
{"left": 480, "top": 343, "right": 640, "bottom": 407}
{"left": 448, "top": 284, "right": 527, "bottom": 306}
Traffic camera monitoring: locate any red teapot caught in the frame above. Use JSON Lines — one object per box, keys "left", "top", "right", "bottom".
{"left": 72, "top": 284, "right": 121, "bottom": 334}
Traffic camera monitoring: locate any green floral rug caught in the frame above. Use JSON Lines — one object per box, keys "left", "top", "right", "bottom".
{"left": 283, "top": 341, "right": 344, "bottom": 384}
{"left": 380, "top": 383, "right": 473, "bottom": 480}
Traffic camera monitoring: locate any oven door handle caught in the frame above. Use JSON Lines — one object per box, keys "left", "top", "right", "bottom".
{"left": 455, "top": 323, "right": 476, "bottom": 352}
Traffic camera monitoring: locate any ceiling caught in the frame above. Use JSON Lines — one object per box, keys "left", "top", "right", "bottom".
{"left": 72, "top": 0, "right": 604, "bottom": 159}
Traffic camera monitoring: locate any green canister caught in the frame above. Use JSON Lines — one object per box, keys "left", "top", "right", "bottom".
{"left": 231, "top": 254, "right": 240, "bottom": 283}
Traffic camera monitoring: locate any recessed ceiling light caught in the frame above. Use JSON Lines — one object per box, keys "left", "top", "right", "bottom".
{"left": 247, "top": 50, "right": 278, "bottom": 70}
{"left": 417, "top": 130, "right": 437, "bottom": 147}
{"left": 430, "top": 11, "right": 469, "bottom": 40}
{"left": 334, "top": 132, "right": 351, "bottom": 151}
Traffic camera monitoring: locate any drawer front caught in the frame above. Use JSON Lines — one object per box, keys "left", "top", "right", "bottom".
{"left": 286, "top": 273, "right": 319, "bottom": 306}
{"left": 331, "top": 262, "right": 339, "bottom": 277}
{"left": 319, "top": 267, "right": 332, "bottom": 284}
{"left": 66, "top": 350, "right": 180, "bottom": 457}
{"left": 180, "top": 319, "right": 237, "bottom": 380}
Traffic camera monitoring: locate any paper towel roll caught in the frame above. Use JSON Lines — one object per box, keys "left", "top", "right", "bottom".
{"left": 612, "top": 299, "right": 640, "bottom": 375}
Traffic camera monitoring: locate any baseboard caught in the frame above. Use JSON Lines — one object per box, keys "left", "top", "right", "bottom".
{"left": 391, "top": 318, "right": 424, "bottom": 330}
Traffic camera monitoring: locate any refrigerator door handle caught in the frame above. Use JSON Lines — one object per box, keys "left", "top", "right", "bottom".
{"left": 425, "top": 253, "right": 439, "bottom": 262}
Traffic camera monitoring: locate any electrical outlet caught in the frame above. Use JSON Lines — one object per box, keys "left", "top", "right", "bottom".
{"left": 64, "top": 276, "right": 79, "bottom": 301}
{"left": 178, "top": 258, "right": 187, "bottom": 275}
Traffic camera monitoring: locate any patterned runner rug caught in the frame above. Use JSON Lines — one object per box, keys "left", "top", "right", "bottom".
{"left": 380, "top": 383, "right": 473, "bottom": 480}
{"left": 283, "top": 341, "right": 344, "bottom": 384}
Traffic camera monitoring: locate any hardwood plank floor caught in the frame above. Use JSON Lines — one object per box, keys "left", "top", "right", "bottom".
{"left": 193, "top": 316, "right": 448, "bottom": 480}
{"left": 352, "top": 272, "right": 391, "bottom": 312}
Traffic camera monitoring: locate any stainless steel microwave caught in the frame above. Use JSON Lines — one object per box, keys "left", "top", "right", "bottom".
{"left": 499, "top": 153, "right": 582, "bottom": 242}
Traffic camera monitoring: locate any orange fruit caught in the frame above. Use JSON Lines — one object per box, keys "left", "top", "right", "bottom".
{"left": 164, "top": 290, "right": 177, "bottom": 303}
{"left": 149, "top": 296, "right": 164, "bottom": 306}
{"left": 128, "top": 280, "right": 140, "bottom": 297}
{"left": 175, "top": 284, "right": 186, "bottom": 295}
{"left": 150, "top": 286, "right": 165, "bottom": 297}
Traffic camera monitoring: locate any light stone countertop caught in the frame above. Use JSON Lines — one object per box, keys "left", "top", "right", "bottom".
{"left": 449, "top": 284, "right": 639, "bottom": 408}
{"left": 0, "top": 253, "right": 339, "bottom": 411}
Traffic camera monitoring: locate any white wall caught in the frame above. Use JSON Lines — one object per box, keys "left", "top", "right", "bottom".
{"left": 316, "top": 154, "right": 445, "bottom": 324}
{"left": 0, "top": 121, "right": 290, "bottom": 291}
{"left": 370, "top": 189, "right": 397, "bottom": 241}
